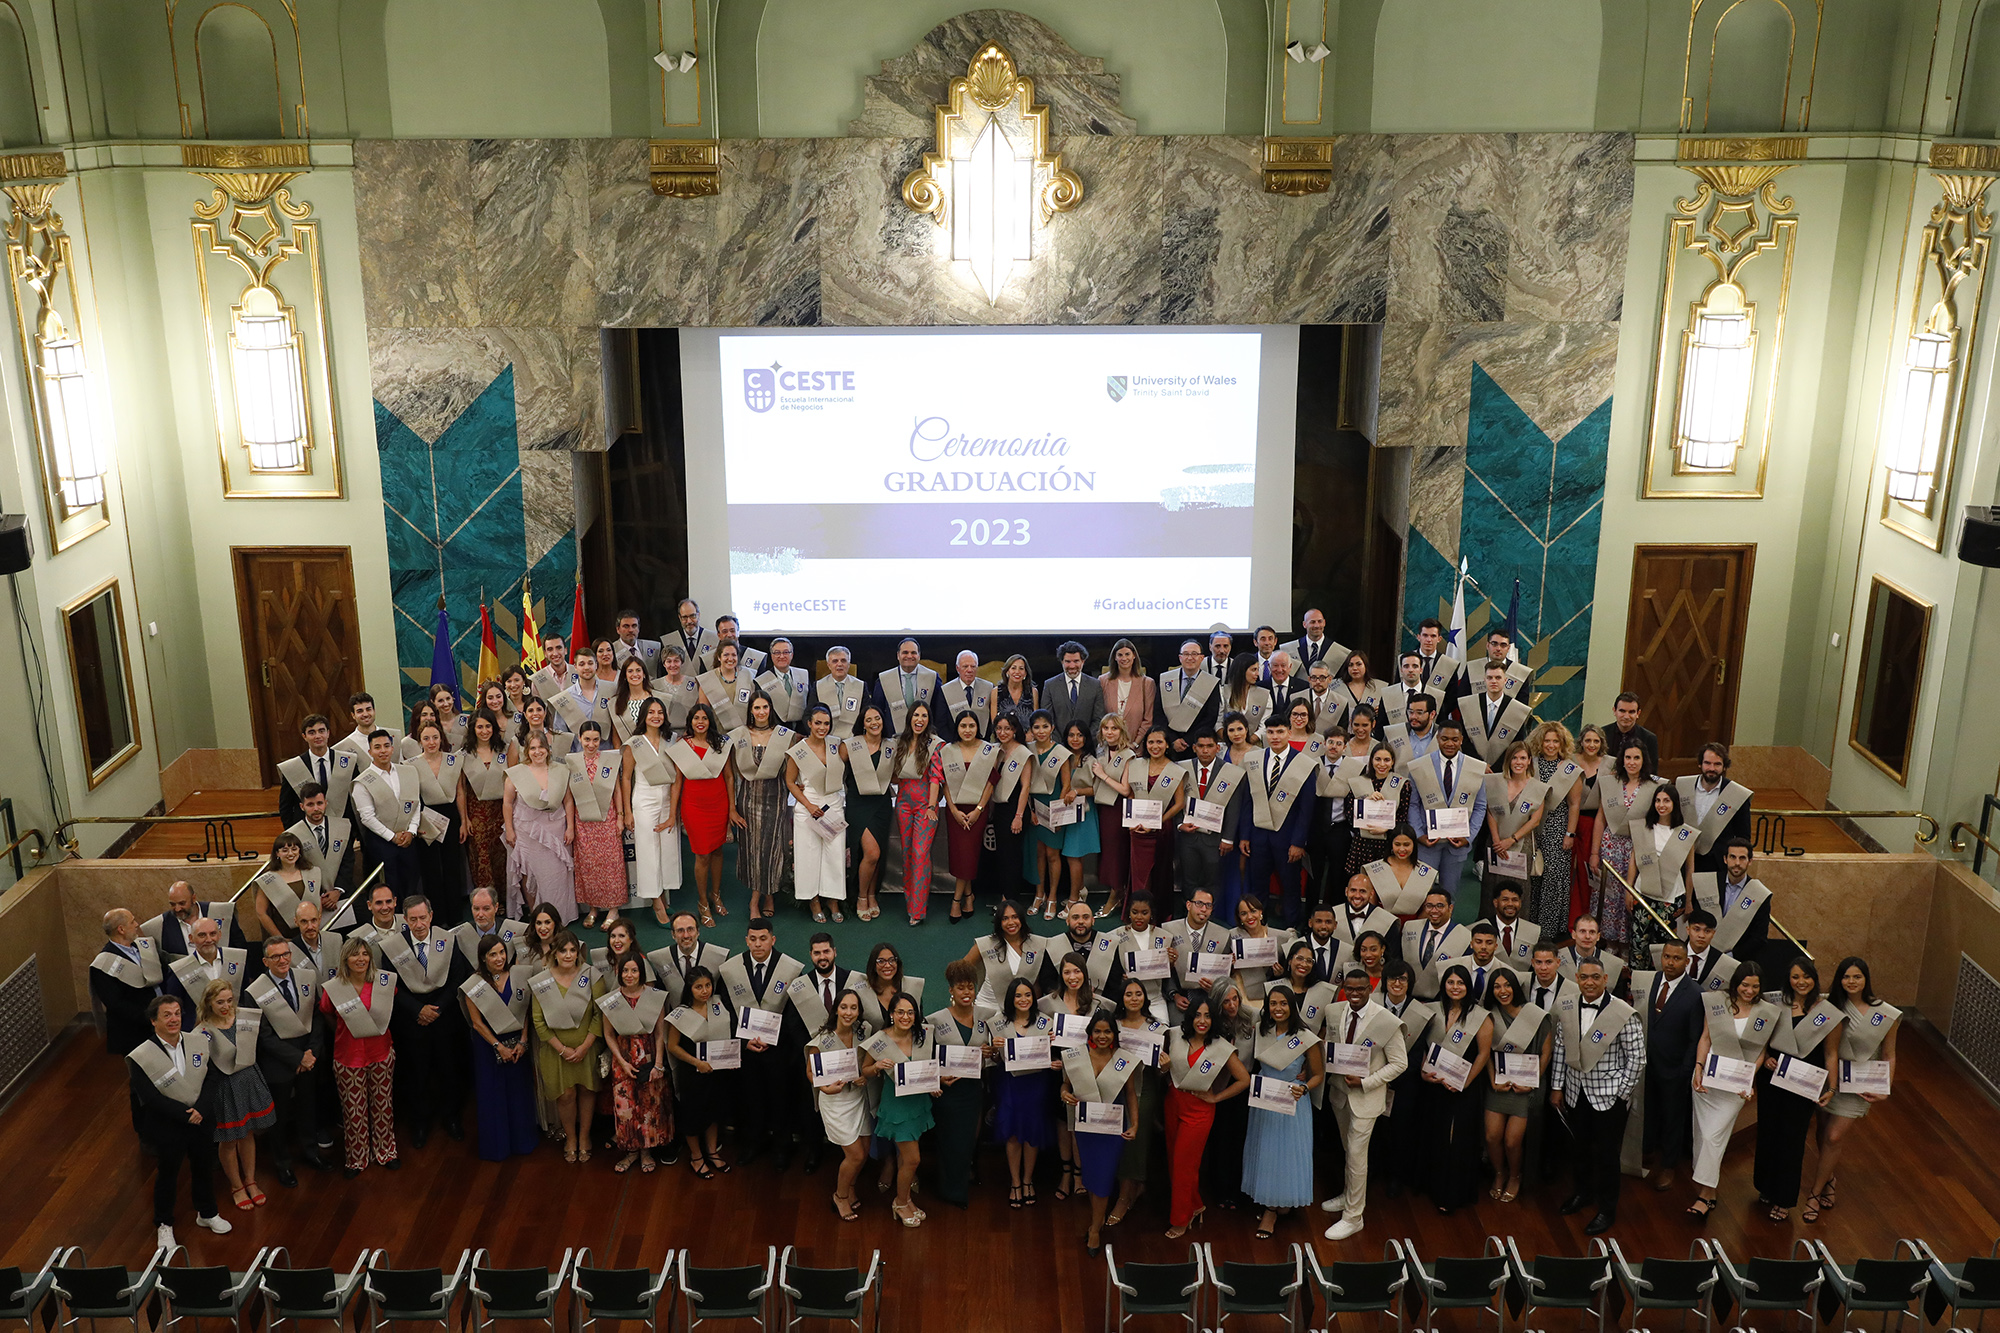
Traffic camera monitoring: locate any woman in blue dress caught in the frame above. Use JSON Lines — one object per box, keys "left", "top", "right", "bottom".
{"left": 462, "top": 935, "right": 540, "bottom": 1161}
{"left": 1058, "top": 721, "right": 1104, "bottom": 912}
{"left": 994, "top": 975, "right": 1057, "bottom": 1206}
{"left": 1241, "top": 984, "right": 1325, "bottom": 1240}
{"left": 1061, "top": 1011, "right": 1140, "bottom": 1257}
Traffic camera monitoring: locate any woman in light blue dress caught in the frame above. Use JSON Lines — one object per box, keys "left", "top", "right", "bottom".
{"left": 1241, "top": 984, "right": 1324, "bottom": 1240}
{"left": 1058, "top": 722, "right": 1103, "bottom": 911}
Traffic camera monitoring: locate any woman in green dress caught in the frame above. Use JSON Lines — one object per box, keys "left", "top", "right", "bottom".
{"left": 842, "top": 704, "right": 897, "bottom": 922}
{"left": 529, "top": 930, "right": 601, "bottom": 1163}
{"left": 862, "top": 990, "right": 938, "bottom": 1228}
{"left": 926, "top": 958, "right": 988, "bottom": 1208}
{"left": 1110, "top": 976, "right": 1166, "bottom": 1226}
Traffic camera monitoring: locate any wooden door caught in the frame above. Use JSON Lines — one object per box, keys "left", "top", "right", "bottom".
{"left": 232, "top": 548, "right": 361, "bottom": 784}
{"left": 1619, "top": 544, "right": 1755, "bottom": 776}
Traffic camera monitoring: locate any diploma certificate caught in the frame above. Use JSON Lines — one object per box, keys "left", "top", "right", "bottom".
{"left": 1328, "top": 1042, "right": 1372, "bottom": 1079}
{"left": 1187, "top": 799, "right": 1225, "bottom": 833}
{"left": 1124, "top": 798, "right": 1164, "bottom": 832}
{"left": 1233, "top": 935, "right": 1281, "bottom": 967}
{"left": 1075, "top": 1101, "right": 1124, "bottom": 1135}
{"left": 1837, "top": 1059, "right": 1891, "bottom": 1097}
{"left": 894, "top": 1060, "right": 941, "bottom": 1094}
{"left": 1493, "top": 1052, "right": 1540, "bottom": 1088}
{"left": 1125, "top": 948, "right": 1170, "bottom": 981}
{"left": 1703, "top": 1053, "right": 1756, "bottom": 1096}
{"left": 736, "top": 1006, "right": 783, "bottom": 1044}
{"left": 1004, "top": 1034, "right": 1052, "bottom": 1072}
{"left": 809, "top": 1048, "right": 858, "bottom": 1088}
{"left": 1430, "top": 807, "right": 1472, "bottom": 840}
{"left": 1249, "top": 1075, "right": 1300, "bottom": 1115}
{"left": 699, "top": 1039, "right": 741, "bottom": 1070}
{"left": 1771, "top": 1054, "right": 1827, "bottom": 1101}
{"left": 941, "top": 1045, "right": 984, "bottom": 1078}
{"left": 1426, "top": 1043, "right": 1473, "bottom": 1091}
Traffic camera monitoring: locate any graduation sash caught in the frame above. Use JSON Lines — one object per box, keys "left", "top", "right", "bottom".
{"left": 1556, "top": 947, "right": 1626, "bottom": 992}
{"left": 789, "top": 972, "right": 841, "bottom": 1034}
{"left": 1492, "top": 918, "right": 1540, "bottom": 968}
{"left": 875, "top": 667, "right": 938, "bottom": 734}
{"left": 843, "top": 737, "right": 898, "bottom": 795}
{"left": 1634, "top": 823, "right": 1698, "bottom": 901}
{"left": 895, "top": 740, "right": 938, "bottom": 781}
{"left": 976, "top": 933, "right": 1056, "bottom": 990}
{"left": 1482, "top": 777, "right": 1548, "bottom": 842}
{"left": 1130, "top": 760, "right": 1186, "bottom": 806}
{"left": 1425, "top": 1005, "right": 1488, "bottom": 1066}
{"left": 1839, "top": 999, "right": 1899, "bottom": 1061}
{"left": 461, "top": 756, "right": 508, "bottom": 801}
{"left": 1495, "top": 1002, "right": 1548, "bottom": 1055}
{"left": 1246, "top": 748, "right": 1315, "bottom": 831}
{"left": 247, "top": 971, "right": 316, "bottom": 1040}
{"left": 324, "top": 972, "right": 397, "bottom": 1039}
{"left": 927, "top": 1004, "right": 1002, "bottom": 1052}
{"left": 1159, "top": 670, "right": 1218, "bottom": 731}
{"left": 606, "top": 696, "right": 649, "bottom": 745}
{"left": 992, "top": 744, "right": 1032, "bottom": 800}
{"left": 1179, "top": 759, "right": 1243, "bottom": 832}
{"left": 1767, "top": 998, "right": 1844, "bottom": 1058}
{"left": 383, "top": 930, "right": 455, "bottom": 993}
{"left": 454, "top": 918, "right": 527, "bottom": 968}
{"left": 862, "top": 1027, "right": 935, "bottom": 1070}
{"left": 566, "top": 752, "right": 623, "bottom": 822}
{"left": 1166, "top": 1035, "right": 1231, "bottom": 1092}
{"left": 1556, "top": 994, "right": 1634, "bottom": 1073}
{"left": 628, "top": 736, "right": 676, "bottom": 788}
{"left": 1692, "top": 875, "right": 1772, "bottom": 955}
{"left": 1677, "top": 778, "right": 1753, "bottom": 853}
{"left": 1028, "top": 744, "right": 1074, "bottom": 796}
{"left": 665, "top": 738, "right": 731, "bottom": 781}
{"left": 1087, "top": 748, "right": 1135, "bottom": 805}
{"left": 647, "top": 942, "right": 730, "bottom": 995}
{"left": 170, "top": 949, "right": 247, "bottom": 1000}
{"left": 1063, "top": 1044, "right": 1140, "bottom": 1101}
{"left": 279, "top": 748, "right": 356, "bottom": 810}
{"left": 506, "top": 764, "right": 567, "bottom": 811}
{"left": 356, "top": 762, "right": 423, "bottom": 831}
{"left": 815, "top": 674, "right": 867, "bottom": 735}
{"left": 849, "top": 975, "right": 928, "bottom": 1030}
{"left": 1165, "top": 920, "right": 1229, "bottom": 990}
{"left": 530, "top": 967, "right": 598, "bottom": 1030}
{"left": 731, "top": 728, "right": 796, "bottom": 779}
{"left": 1406, "top": 753, "right": 1486, "bottom": 818}
{"left": 1465, "top": 696, "right": 1532, "bottom": 763}
{"left": 940, "top": 677, "right": 994, "bottom": 731}
{"left": 1333, "top": 905, "right": 1400, "bottom": 950}
{"left": 942, "top": 742, "right": 1001, "bottom": 805}
{"left": 254, "top": 870, "right": 318, "bottom": 929}
{"left": 1316, "top": 753, "right": 1364, "bottom": 797}
{"left": 1701, "top": 992, "right": 1780, "bottom": 1062}
{"left": 1366, "top": 859, "right": 1436, "bottom": 917}
{"left": 697, "top": 670, "right": 753, "bottom": 732}
{"left": 1348, "top": 773, "right": 1409, "bottom": 825}
{"left": 752, "top": 668, "right": 810, "bottom": 724}
{"left": 787, "top": 737, "right": 846, "bottom": 799}
{"left": 1422, "top": 654, "right": 1463, "bottom": 696}
{"left": 91, "top": 938, "right": 164, "bottom": 989}
{"left": 1604, "top": 779, "right": 1661, "bottom": 839}
{"left": 145, "top": 902, "right": 239, "bottom": 951}
{"left": 720, "top": 952, "right": 804, "bottom": 1015}
{"left": 130, "top": 1034, "right": 211, "bottom": 1105}
{"left": 1540, "top": 759, "right": 1585, "bottom": 810}
{"left": 412, "top": 751, "right": 463, "bottom": 805}
{"left": 667, "top": 997, "right": 735, "bottom": 1043}
{"left": 652, "top": 676, "right": 700, "bottom": 730}
{"left": 596, "top": 986, "right": 669, "bottom": 1036}
{"left": 203, "top": 1015, "right": 262, "bottom": 1075}
{"left": 1253, "top": 1028, "right": 1314, "bottom": 1077}
{"left": 1234, "top": 685, "right": 1273, "bottom": 734}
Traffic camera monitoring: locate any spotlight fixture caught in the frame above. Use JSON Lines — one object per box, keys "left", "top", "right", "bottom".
{"left": 654, "top": 50, "right": 697, "bottom": 74}
{"left": 1285, "top": 40, "right": 1330, "bottom": 63}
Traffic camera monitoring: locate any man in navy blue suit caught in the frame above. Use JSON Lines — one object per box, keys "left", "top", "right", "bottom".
{"left": 1239, "top": 718, "right": 1318, "bottom": 928}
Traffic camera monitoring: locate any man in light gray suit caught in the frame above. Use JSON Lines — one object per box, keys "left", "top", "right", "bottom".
{"left": 1041, "top": 640, "right": 1106, "bottom": 736}
{"left": 611, "top": 609, "right": 663, "bottom": 679}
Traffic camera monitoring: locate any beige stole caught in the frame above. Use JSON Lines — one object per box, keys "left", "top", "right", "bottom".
{"left": 247, "top": 972, "right": 316, "bottom": 1039}
{"left": 463, "top": 754, "right": 509, "bottom": 800}
{"left": 566, "top": 751, "right": 622, "bottom": 822}
{"left": 942, "top": 742, "right": 1002, "bottom": 805}
{"left": 92, "top": 937, "right": 164, "bottom": 988}
{"left": 665, "top": 738, "right": 731, "bottom": 781}
{"left": 628, "top": 735, "right": 676, "bottom": 788}
{"left": 1088, "top": 748, "right": 1135, "bottom": 805}
{"left": 787, "top": 737, "right": 846, "bottom": 798}
{"left": 729, "top": 727, "right": 795, "bottom": 779}
{"left": 596, "top": 986, "right": 669, "bottom": 1036}
{"left": 506, "top": 763, "right": 567, "bottom": 811}
{"left": 324, "top": 972, "right": 397, "bottom": 1038}
{"left": 842, "top": 737, "right": 897, "bottom": 795}
{"left": 129, "top": 1034, "right": 212, "bottom": 1104}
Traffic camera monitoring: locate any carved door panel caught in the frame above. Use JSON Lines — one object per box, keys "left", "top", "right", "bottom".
{"left": 1619, "top": 545, "right": 1755, "bottom": 776}
{"left": 233, "top": 548, "right": 360, "bottom": 784}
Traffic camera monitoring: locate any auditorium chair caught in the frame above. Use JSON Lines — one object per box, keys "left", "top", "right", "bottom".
{"left": 1502, "top": 1237, "right": 1612, "bottom": 1333}
{"left": 676, "top": 1247, "right": 775, "bottom": 1333}
{"left": 158, "top": 1245, "right": 272, "bottom": 1333}
{"left": 0, "top": 1249, "right": 63, "bottom": 1333}
{"left": 1812, "top": 1241, "right": 1930, "bottom": 1333}
{"left": 361, "top": 1248, "right": 473, "bottom": 1333}
{"left": 773, "top": 1247, "right": 881, "bottom": 1333}
{"left": 1401, "top": 1237, "right": 1509, "bottom": 1333}
{"left": 50, "top": 1245, "right": 171, "bottom": 1333}
{"left": 571, "top": 1249, "right": 676, "bottom": 1333}
{"left": 1102, "top": 1245, "right": 1203, "bottom": 1333}
{"left": 1918, "top": 1238, "right": 2000, "bottom": 1330}
{"left": 1302, "top": 1241, "right": 1409, "bottom": 1333}
{"left": 1606, "top": 1239, "right": 1717, "bottom": 1333}
{"left": 468, "top": 1249, "right": 574, "bottom": 1333}
{"left": 1201, "top": 1243, "right": 1305, "bottom": 1333}
{"left": 258, "top": 1249, "right": 370, "bottom": 1333}
{"left": 1711, "top": 1240, "right": 1823, "bottom": 1333}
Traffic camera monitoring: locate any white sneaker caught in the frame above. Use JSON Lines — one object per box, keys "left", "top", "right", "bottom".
{"left": 156, "top": 1225, "right": 176, "bottom": 1252}
{"left": 195, "top": 1214, "right": 232, "bottom": 1235}
{"left": 1325, "top": 1216, "right": 1366, "bottom": 1241}
{"left": 1319, "top": 1195, "right": 1348, "bottom": 1213}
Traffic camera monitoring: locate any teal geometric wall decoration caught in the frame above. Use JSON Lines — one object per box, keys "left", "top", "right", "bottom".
{"left": 1403, "top": 366, "right": 1612, "bottom": 731}
{"left": 378, "top": 366, "right": 578, "bottom": 716}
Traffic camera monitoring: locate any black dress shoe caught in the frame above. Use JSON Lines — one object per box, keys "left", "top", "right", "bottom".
{"left": 382, "top": 1158, "right": 402, "bottom": 1171}
{"left": 411, "top": 1127, "right": 430, "bottom": 1150}
{"left": 1559, "top": 1194, "right": 1588, "bottom": 1215}
{"left": 277, "top": 1166, "right": 299, "bottom": 1189}
{"left": 1584, "top": 1212, "right": 1615, "bottom": 1236}
{"left": 660, "top": 1143, "right": 681, "bottom": 1165}
{"left": 444, "top": 1120, "right": 465, "bottom": 1141}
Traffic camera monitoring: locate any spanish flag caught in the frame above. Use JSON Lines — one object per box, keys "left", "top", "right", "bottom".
{"left": 520, "top": 584, "right": 544, "bottom": 673}
{"left": 477, "top": 600, "right": 500, "bottom": 687}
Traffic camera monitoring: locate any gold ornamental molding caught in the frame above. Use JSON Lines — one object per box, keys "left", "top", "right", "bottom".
{"left": 649, "top": 140, "right": 719, "bottom": 198}
{"left": 181, "top": 144, "right": 312, "bottom": 171}
{"left": 1677, "top": 137, "right": 1808, "bottom": 161}
{"left": 1262, "top": 138, "right": 1339, "bottom": 196}
{"left": 1929, "top": 142, "right": 2000, "bottom": 173}
{"left": 902, "top": 42, "right": 1083, "bottom": 227}
{"left": 0, "top": 153, "right": 66, "bottom": 182}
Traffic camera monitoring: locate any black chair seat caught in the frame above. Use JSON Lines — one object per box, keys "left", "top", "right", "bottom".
{"left": 1317, "top": 1259, "right": 1404, "bottom": 1312}
{"left": 56, "top": 1268, "right": 138, "bottom": 1317}
{"left": 371, "top": 1269, "right": 449, "bottom": 1319}
{"left": 265, "top": 1269, "right": 343, "bottom": 1317}
{"left": 1121, "top": 1262, "right": 1201, "bottom": 1312}
{"left": 1429, "top": 1257, "right": 1508, "bottom": 1307}
{"left": 785, "top": 1268, "right": 860, "bottom": 1317}
{"left": 475, "top": 1270, "right": 552, "bottom": 1318}
{"left": 1217, "top": 1261, "right": 1294, "bottom": 1313}
{"left": 162, "top": 1268, "right": 238, "bottom": 1314}
{"left": 575, "top": 1268, "right": 652, "bottom": 1316}
{"left": 0, "top": 1268, "right": 33, "bottom": 1320}
{"left": 685, "top": 1267, "right": 764, "bottom": 1318}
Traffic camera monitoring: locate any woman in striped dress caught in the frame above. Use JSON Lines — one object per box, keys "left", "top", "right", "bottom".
{"left": 892, "top": 702, "right": 942, "bottom": 927}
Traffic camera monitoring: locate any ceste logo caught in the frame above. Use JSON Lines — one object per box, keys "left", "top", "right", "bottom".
{"left": 743, "top": 368, "right": 776, "bottom": 413}
{"left": 743, "top": 362, "right": 856, "bottom": 413}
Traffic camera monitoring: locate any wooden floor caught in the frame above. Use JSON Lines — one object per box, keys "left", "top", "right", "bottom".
{"left": 6, "top": 1023, "right": 1997, "bottom": 1332}
{"left": 126, "top": 789, "right": 281, "bottom": 862}
{"left": 1756, "top": 788, "right": 1862, "bottom": 855}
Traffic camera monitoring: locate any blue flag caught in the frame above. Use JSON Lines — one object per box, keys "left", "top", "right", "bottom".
{"left": 428, "top": 601, "right": 455, "bottom": 697}
{"left": 1503, "top": 579, "right": 1520, "bottom": 649}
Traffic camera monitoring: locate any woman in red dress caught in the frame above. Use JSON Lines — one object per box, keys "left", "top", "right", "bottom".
{"left": 670, "top": 702, "right": 735, "bottom": 926}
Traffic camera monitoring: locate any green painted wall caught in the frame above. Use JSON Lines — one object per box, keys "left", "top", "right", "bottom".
{"left": 1370, "top": 0, "right": 1601, "bottom": 131}
{"left": 382, "top": 0, "right": 614, "bottom": 137}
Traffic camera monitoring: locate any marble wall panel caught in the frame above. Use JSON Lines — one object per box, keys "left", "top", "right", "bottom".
{"left": 1042, "top": 136, "right": 1164, "bottom": 325}
{"left": 520, "top": 448, "right": 574, "bottom": 565}
{"left": 1376, "top": 321, "right": 1472, "bottom": 456}
{"left": 818, "top": 137, "right": 939, "bottom": 326}
{"left": 589, "top": 139, "right": 719, "bottom": 329}
{"left": 708, "top": 140, "right": 826, "bottom": 327}
{"left": 471, "top": 138, "right": 595, "bottom": 328}
{"left": 353, "top": 140, "right": 478, "bottom": 328}
{"left": 369, "top": 327, "right": 583, "bottom": 452}
{"left": 848, "top": 9, "right": 1137, "bottom": 138}
{"left": 1388, "top": 135, "right": 1514, "bottom": 323}
{"left": 1505, "top": 134, "right": 1633, "bottom": 323}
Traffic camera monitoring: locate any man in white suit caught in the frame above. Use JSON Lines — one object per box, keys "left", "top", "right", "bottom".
{"left": 1321, "top": 964, "right": 1410, "bottom": 1239}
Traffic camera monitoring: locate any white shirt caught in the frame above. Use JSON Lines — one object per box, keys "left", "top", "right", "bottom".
{"left": 1654, "top": 974, "right": 1680, "bottom": 1009}
{"left": 1691, "top": 776, "right": 1723, "bottom": 824}
{"left": 1115, "top": 679, "right": 1132, "bottom": 711}
{"left": 305, "top": 747, "right": 334, "bottom": 788}
{"left": 188, "top": 951, "right": 224, "bottom": 986}
{"left": 164, "top": 1036, "right": 187, "bottom": 1077}
{"left": 1651, "top": 824, "right": 1673, "bottom": 853}
{"left": 353, "top": 763, "right": 419, "bottom": 839}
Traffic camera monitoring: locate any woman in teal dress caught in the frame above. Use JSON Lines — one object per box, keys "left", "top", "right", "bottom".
{"left": 863, "top": 990, "right": 937, "bottom": 1229}
{"left": 1241, "top": 984, "right": 1324, "bottom": 1240}
{"left": 1058, "top": 720, "right": 1103, "bottom": 910}
{"left": 1025, "top": 709, "right": 1073, "bottom": 919}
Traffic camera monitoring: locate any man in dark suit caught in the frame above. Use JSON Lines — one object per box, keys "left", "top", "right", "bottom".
{"left": 1232, "top": 625, "right": 1281, "bottom": 686}
{"left": 1606, "top": 693, "right": 1660, "bottom": 777}
{"left": 1158, "top": 639, "right": 1222, "bottom": 758}
{"left": 1449, "top": 628, "right": 1535, "bottom": 723}
{"left": 1266, "top": 651, "right": 1308, "bottom": 718}
{"left": 248, "top": 937, "right": 326, "bottom": 1185}
{"left": 90, "top": 909, "right": 162, "bottom": 1056}
{"left": 128, "top": 995, "right": 231, "bottom": 1250}
{"left": 1042, "top": 640, "right": 1106, "bottom": 736}
{"left": 1639, "top": 939, "right": 1705, "bottom": 1191}
{"left": 1677, "top": 743, "right": 1755, "bottom": 877}
{"left": 383, "top": 894, "right": 467, "bottom": 1148}
{"left": 1241, "top": 718, "right": 1318, "bottom": 927}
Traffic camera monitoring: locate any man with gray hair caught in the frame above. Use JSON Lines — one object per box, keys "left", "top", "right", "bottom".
{"left": 90, "top": 908, "right": 162, "bottom": 1055}
{"left": 452, "top": 886, "right": 527, "bottom": 968}
{"left": 940, "top": 650, "right": 993, "bottom": 737}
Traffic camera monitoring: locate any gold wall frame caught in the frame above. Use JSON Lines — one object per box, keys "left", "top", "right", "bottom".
{"left": 654, "top": 0, "right": 705, "bottom": 132}
{"left": 1641, "top": 138, "right": 1802, "bottom": 498}
{"left": 187, "top": 145, "right": 343, "bottom": 498}
{"left": 902, "top": 42, "right": 1083, "bottom": 230}
{"left": 1848, "top": 573, "right": 1932, "bottom": 786}
{"left": 1680, "top": 0, "right": 1823, "bottom": 133}
{"left": 1279, "top": 0, "right": 1329, "bottom": 126}
{"left": 166, "top": 0, "right": 308, "bottom": 139}
{"left": 1879, "top": 142, "right": 1997, "bottom": 549}
{"left": 4, "top": 163, "right": 112, "bottom": 551}
{"left": 59, "top": 576, "right": 143, "bottom": 789}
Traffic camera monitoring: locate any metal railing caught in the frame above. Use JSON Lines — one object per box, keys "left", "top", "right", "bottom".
{"left": 1599, "top": 858, "right": 1810, "bottom": 960}
{"left": 0, "top": 795, "right": 49, "bottom": 882}
{"left": 54, "top": 809, "right": 278, "bottom": 863}
{"left": 227, "top": 852, "right": 384, "bottom": 941}
{"left": 1951, "top": 794, "right": 2000, "bottom": 877}
{"left": 1753, "top": 808, "right": 1939, "bottom": 858}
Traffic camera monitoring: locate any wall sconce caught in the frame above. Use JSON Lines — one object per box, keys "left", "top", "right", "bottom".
{"left": 1878, "top": 146, "right": 1996, "bottom": 544}
{"left": 5, "top": 166, "right": 113, "bottom": 549}
{"left": 1672, "top": 279, "right": 1756, "bottom": 471}
{"left": 654, "top": 50, "right": 696, "bottom": 73}
{"left": 1286, "top": 41, "right": 1330, "bottom": 63}
{"left": 903, "top": 42, "right": 1082, "bottom": 304}
{"left": 229, "top": 284, "right": 308, "bottom": 471}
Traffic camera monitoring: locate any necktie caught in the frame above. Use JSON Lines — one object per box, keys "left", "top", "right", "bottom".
{"left": 1536, "top": 985, "right": 1550, "bottom": 1009}
{"left": 1069, "top": 678, "right": 1079, "bottom": 707}
{"left": 281, "top": 977, "right": 297, "bottom": 1008}
{"left": 316, "top": 755, "right": 327, "bottom": 788}
{"left": 1473, "top": 967, "right": 1485, "bottom": 997}
{"left": 1421, "top": 928, "right": 1438, "bottom": 966}
{"left": 754, "top": 961, "right": 768, "bottom": 992}
{"left": 822, "top": 976, "right": 835, "bottom": 1011}
{"left": 681, "top": 952, "right": 694, "bottom": 976}
{"left": 1198, "top": 765, "right": 1211, "bottom": 798}
{"left": 1317, "top": 945, "right": 1331, "bottom": 979}
{"left": 316, "top": 822, "right": 328, "bottom": 854}
{"left": 1501, "top": 924, "right": 1514, "bottom": 958}
{"left": 1655, "top": 980, "right": 1669, "bottom": 1012}
{"left": 1267, "top": 753, "right": 1281, "bottom": 793}
{"left": 1345, "top": 1010, "right": 1359, "bottom": 1044}
{"left": 1443, "top": 757, "right": 1456, "bottom": 798}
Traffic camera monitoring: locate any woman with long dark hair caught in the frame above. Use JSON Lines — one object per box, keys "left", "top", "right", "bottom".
{"left": 1241, "top": 984, "right": 1324, "bottom": 1240}
{"left": 1753, "top": 956, "right": 1843, "bottom": 1221}
{"left": 994, "top": 974, "right": 1056, "bottom": 1207}
{"left": 985, "top": 714, "right": 1034, "bottom": 906}
{"left": 729, "top": 691, "right": 793, "bottom": 921}
{"left": 1806, "top": 956, "right": 1899, "bottom": 1221}
{"left": 1688, "top": 961, "right": 1779, "bottom": 1221}
{"left": 459, "top": 709, "right": 512, "bottom": 899}
{"left": 1417, "top": 962, "right": 1492, "bottom": 1214}
{"left": 843, "top": 703, "right": 897, "bottom": 922}
{"left": 1061, "top": 1011, "right": 1140, "bottom": 1256}
{"left": 1162, "top": 992, "right": 1249, "bottom": 1238}
{"left": 668, "top": 702, "right": 733, "bottom": 925}
{"left": 892, "top": 702, "right": 943, "bottom": 927}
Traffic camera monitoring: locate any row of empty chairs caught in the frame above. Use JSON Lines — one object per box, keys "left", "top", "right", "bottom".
{"left": 1102, "top": 1235, "right": 2000, "bottom": 1333}
{"left": 1, "top": 1244, "right": 884, "bottom": 1333}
